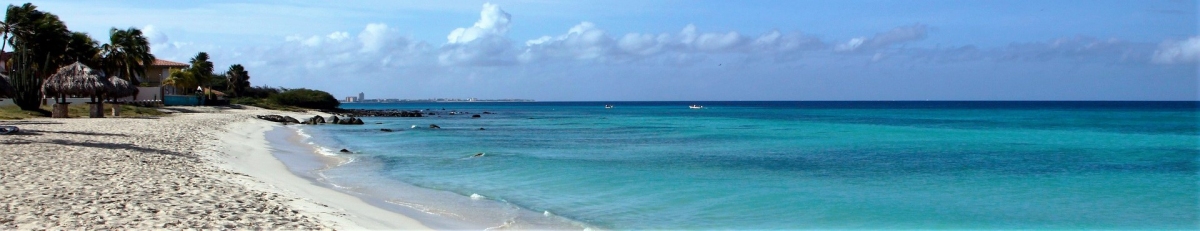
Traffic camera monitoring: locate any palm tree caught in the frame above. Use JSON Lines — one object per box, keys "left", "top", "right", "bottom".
{"left": 188, "top": 52, "right": 213, "bottom": 89}
{"left": 65, "top": 31, "right": 101, "bottom": 67}
{"left": 4, "top": 3, "right": 71, "bottom": 111}
{"left": 163, "top": 68, "right": 197, "bottom": 94}
{"left": 101, "top": 27, "right": 154, "bottom": 86}
{"left": 225, "top": 64, "right": 249, "bottom": 97}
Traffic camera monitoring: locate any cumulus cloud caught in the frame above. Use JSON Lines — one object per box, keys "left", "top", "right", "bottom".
{"left": 519, "top": 22, "right": 614, "bottom": 62}
{"left": 141, "top": 25, "right": 169, "bottom": 45}
{"left": 440, "top": 3, "right": 515, "bottom": 66}
{"left": 1152, "top": 37, "right": 1200, "bottom": 64}
{"left": 995, "top": 36, "right": 1153, "bottom": 63}
{"left": 519, "top": 23, "right": 824, "bottom": 64}
{"left": 835, "top": 24, "right": 928, "bottom": 52}
{"left": 258, "top": 23, "right": 429, "bottom": 74}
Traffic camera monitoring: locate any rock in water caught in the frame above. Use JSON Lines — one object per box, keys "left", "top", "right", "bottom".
{"left": 330, "top": 116, "right": 340, "bottom": 124}
{"left": 339, "top": 149, "right": 351, "bottom": 153}
{"left": 380, "top": 129, "right": 394, "bottom": 132}
{"left": 472, "top": 114, "right": 481, "bottom": 118}
{"left": 310, "top": 115, "right": 325, "bottom": 124}
{"left": 429, "top": 124, "right": 441, "bottom": 129}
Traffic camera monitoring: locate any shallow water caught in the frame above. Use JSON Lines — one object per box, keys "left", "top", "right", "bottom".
{"left": 295, "top": 101, "right": 1199, "bottom": 229}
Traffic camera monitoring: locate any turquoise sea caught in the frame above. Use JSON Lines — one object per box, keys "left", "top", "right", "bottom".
{"left": 286, "top": 101, "right": 1199, "bottom": 230}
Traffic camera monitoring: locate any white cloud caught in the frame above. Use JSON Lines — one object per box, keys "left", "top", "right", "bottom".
{"left": 446, "top": 3, "right": 511, "bottom": 44}
{"left": 617, "top": 33, "right": 669, "bottom": 56}
{"left": 440, "top": 3, "right": 515, "bottom": 66}
{"left": 519, "top": 22, "right": 614, "bottom": 62}
{"left": 141, "top": 25, "right": 169, "bottom": 45}
{"left": 359, "top": 23, "right": 395, "bottom": 53}
{"left": 1152, "top": 37, "right": 1200, "bottom": 64}
{"left": 995, "top": 36, "right": 1153, "bottom": 63}
{"left": 835, "top": 24, "right": 927, "bottom": 52}
{"left": 519, "top": 23, "right": 823, "bottom": 64}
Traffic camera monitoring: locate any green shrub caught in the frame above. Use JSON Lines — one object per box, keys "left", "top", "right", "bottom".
{"left": 268, "top": 88, "right": 340, "bottom": 109}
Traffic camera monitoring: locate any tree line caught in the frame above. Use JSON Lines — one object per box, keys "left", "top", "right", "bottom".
{"left": 2, "top": 3, "right": 252, "bottom": 111}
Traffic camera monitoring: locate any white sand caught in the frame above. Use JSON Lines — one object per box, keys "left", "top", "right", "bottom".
{"left": 0, "top": 106, "right": 430, "bottom": 230}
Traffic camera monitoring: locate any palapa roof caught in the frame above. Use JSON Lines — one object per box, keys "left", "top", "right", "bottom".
{"left": 42, "top": 62, "right": 111, "bottom": 97}
{"left": 151, "top": 59, "right": 189, "bottom": 68}
{"left": 0, "top": 73, "right": 12, "bottom": 98}
{"left": 107, "top": 76, "right": 138, "bottom": 98}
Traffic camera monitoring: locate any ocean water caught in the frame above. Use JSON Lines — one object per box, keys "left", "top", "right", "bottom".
{"left": 292, "top": 101, "right": 1199, "bottom": 230}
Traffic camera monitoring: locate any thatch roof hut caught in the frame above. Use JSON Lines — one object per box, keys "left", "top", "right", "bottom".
{"left": 0, "top": 73, "right": 12, "bottom": 98}
{"left": 42, "top": 62, "right": 111, "bottom": 103}
{"left": 107, "top": 76, "right": 138, "bottom": 99}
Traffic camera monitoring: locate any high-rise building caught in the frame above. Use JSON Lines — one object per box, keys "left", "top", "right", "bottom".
{"left": 358, "top": 92, "right": 365, "bottom": 102}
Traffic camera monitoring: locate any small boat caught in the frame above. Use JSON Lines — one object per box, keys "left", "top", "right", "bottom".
{"left": 689, "top": 105, "right": 703, "bottom": 109}
{"left": 605, "top": 104, "right": 614, "bottom": 109}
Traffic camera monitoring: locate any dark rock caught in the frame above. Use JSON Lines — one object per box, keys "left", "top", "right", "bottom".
{"left": 429, "top": 124, "right": 441, "bottom": 129}
{"left": 330, "top": 116, "right": 340, "bottom": 124}
{"left": 381, "top": 129, "right": 394, "bottom": 132}
{"left": 339, "top": 149, "right": 351, "bottom": 153}
{"left": 305, "top": 115, "right": 326, "bottom": 124}
{"left": 471, "top": 114, "right": 481, "bottom": 118}
{"left": 256, "top": 115, "right": 301, "bottom": 124}
{"left": 483, "top": 111, "right": 492, "bottom": 114}
{"left": 478, "top": 127, "right": 486, "bottom": 130}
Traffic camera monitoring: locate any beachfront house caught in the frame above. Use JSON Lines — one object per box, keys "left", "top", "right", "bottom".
{"left": 135, "top": 59, "right": 190, "bottom": 102}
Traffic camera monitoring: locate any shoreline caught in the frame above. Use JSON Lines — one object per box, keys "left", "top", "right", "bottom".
{"left": 277, "top": 121, "right": 592, "bottom": 230}
{"left": 204, "top": 112, "right": 434, "bottom": 230}
{"left": 0, "top": 106, "right": 435, "bottom": 229}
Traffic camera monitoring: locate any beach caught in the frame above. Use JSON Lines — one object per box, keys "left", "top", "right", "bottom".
{"left": 0, "top": 106, "right": 430, "bottom": 230}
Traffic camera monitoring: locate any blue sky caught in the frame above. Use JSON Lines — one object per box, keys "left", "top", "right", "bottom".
{"left": 15, "top": 0, "right": 1200, "bottom": 100}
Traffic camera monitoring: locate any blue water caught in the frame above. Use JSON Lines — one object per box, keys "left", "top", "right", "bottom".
{"left": 298, "top": 101, "right": 1199, "bottom": 229}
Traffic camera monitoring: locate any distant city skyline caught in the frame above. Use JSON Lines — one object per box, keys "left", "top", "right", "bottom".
{"left": 28, "top": 0, "right": 1200, "bottom": 100}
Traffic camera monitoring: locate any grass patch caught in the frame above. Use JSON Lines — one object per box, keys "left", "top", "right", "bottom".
{"left": 0, "top": 103, "right": 165, "bottom": 119}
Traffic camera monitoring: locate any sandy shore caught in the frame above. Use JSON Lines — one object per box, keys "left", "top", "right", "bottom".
{"left": 0, "top": 106, "right": 430, "bottom": 230}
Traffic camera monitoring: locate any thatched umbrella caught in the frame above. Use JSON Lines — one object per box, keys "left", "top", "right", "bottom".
{"left": 106, "top": 76, "right": 138, "bottom": 99}
{"left": 42, "top": 62, "right": 112, "bottom": 118}
{"left": 42, "top": 62, "right": 111, "bottom": 103}
{"left": 106, "top": 76, "right": 139, "bottom": 117}
{"left": 0, "top": 73, "right": 12, "bottom": 98}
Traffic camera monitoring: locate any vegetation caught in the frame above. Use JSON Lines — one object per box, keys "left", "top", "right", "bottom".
{"left": 1, "top": 3, "right": 153, "bottom": 112}
{"left": 0, "top": 2, "right": 343, "bottom": 116}
{"left": 163, "top": 52, "right": 215, "bottom": 94}
{"left": 225, "top": 64, "right": 249, "bottom": 97}
{"left": 100, "top": 27, "right": 155, "bottom": 86}
{"left": 3, "top": 3, "right": 68, "bottom": 111}
{"left": 268, "top": 88, "right": 340, "bottom": 110}
{"left": 229, "top": 86, "right": 339, "bottom": 111}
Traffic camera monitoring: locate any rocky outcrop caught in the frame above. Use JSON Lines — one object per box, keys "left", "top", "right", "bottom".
{"left": 256, "top": 115, "right": 300, "bottom": 124}
{"left": 429, "top": 124, "right": 441, "bottom": 129}
{"left": 331, "top": 117, "right": 363, "bottom": 125}
{"left": 301, "top": 115, "right": 326, "bottom": 124}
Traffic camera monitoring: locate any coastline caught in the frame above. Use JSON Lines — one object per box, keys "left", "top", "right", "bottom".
{"left": 0, "top": 106, "right": 431, "bottom": 229}
{"left": 205, "top": 116, "right": 433, "bottom": 230}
